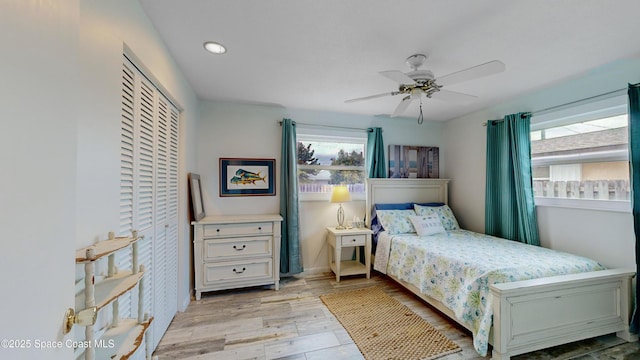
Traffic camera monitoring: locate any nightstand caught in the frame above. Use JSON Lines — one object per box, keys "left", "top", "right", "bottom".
{"left": 326, "top": 227, "right": 372, "bottom": 282}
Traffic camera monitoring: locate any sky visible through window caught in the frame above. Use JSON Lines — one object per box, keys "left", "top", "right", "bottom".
{"left": 301, "top": 141, "right": 364, "bottom": 165}
{"left": 531, "top": 114, "right": 627, "bottom": 141}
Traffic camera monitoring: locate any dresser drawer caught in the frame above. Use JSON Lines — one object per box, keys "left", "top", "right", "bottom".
{"left": 204, "top": 236, "right": 271, "bottom": 260}
{"left": 341, "top": 234, "right": 366, "bottom": 246}
{"left": 203, "top": 259, "right": 273, "bottom": 284}
{"left": 203, "top": 222, "right": 273, "bottom": 237}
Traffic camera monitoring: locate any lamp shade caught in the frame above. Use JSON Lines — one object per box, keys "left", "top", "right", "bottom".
{"left": 330, "top": 185, "right": 351, "bottom": 203}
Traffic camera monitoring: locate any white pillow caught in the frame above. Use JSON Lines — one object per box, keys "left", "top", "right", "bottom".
{"left": 414, "top": 204, "right": 460, "bottom": 230}
{"left": 409, "top": 215, "right": 446, "bottom": 236}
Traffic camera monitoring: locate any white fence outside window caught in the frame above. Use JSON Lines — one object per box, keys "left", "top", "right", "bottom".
{"left": 298, "top": 183, "right": 365, "bottom": 194}
{"left": 533, "top": 179, "right": 629, "bottom": 200}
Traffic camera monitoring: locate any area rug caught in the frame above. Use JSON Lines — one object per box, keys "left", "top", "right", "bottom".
{"left": 320, "top": 286, "right": 461, "bottom": 360}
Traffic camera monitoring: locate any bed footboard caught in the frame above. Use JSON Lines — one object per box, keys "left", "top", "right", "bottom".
{"left": 490, "top": 268, "right": 637, "bottom": 360}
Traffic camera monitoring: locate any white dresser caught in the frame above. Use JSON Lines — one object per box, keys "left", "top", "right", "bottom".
{"left": 192, "top": 214, "right": 283, "bottom": 300}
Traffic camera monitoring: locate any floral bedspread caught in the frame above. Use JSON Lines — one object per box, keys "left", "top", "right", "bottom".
{"left": 374, "top": 230, "right": 606, "bottom": 356}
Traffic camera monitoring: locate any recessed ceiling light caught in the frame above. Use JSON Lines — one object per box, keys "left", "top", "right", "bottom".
{"left": 203, "top": 41, "right": 227, "bottom": 54}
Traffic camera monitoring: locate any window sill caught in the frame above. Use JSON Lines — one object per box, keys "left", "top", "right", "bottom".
{"left": 534, "top": 197, "right": 630, "bottom": 213}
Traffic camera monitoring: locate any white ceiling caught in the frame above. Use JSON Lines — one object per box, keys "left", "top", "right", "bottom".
{"left": 139, "top": 0, "right": 640, "bottom": 122}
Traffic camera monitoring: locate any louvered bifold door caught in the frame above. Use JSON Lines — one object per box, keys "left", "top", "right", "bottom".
{"left": 153, "top": 96, "right": 172, "bottom": 345}
{"left": 150, "top": 97, "right": 179, "bottom": 345}
{"left": 117, "top": 62, "right": 137, "bottom": 319}
{"left": 166, "top": 106, "right": 179, "bottom": 318}
{"left": 136, "top": 73, "right": 157, "bottom": 342}
{"left": 118, "top": 56, "right": 179, "bottom": 351}
{"left": 119, "top": 60, "right": 156, "bottom": 345}
{"left": 120, "top": 64, "right": 135, "bottom": 237}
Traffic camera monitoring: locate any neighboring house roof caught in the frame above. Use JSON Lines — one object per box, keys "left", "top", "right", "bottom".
{"left": 531, "top": 127, "right": 627, "bottom": 156}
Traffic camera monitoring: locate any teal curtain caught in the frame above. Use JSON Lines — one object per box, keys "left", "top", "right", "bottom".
{"left": 628, "top": 83, "right": 640, "bottom": 332}
{"left": 485, "top": 112, "right": 540, "bottom": 246}
{"left": 280, "top": 118, "right": 303, "bottom": 275}
{"left": 367, "top": 127, "right": 386, "bottom": 178}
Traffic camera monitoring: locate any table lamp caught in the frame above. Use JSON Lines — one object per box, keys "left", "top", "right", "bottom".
{"left": 331, "top": 185, "right": 351, "bottom": 229}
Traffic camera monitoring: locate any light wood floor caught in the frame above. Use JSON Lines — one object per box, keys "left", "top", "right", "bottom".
{"left": 153, "top": 272, "right": 640, "bottom": 360}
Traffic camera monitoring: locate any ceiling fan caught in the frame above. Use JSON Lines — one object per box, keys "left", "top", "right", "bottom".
{"left": 345, "top": 54, "right": 506, "bottom": 122}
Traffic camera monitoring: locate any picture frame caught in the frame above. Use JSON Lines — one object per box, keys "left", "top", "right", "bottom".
{"left": 388, "top": 144, "right": 439, "bottom": 178}
{"left": 188, "top": 173, "right": 205, "bottom": 221}
{"left": 219, "top": 158, "right": 276, "bottom": 197}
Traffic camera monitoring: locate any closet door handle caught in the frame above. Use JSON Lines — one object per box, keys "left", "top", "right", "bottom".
{"left": 233, "top": 244, "right": 246, "bottom": 251}
{"left": 233, "top": 267, "right": 246, "bottom": 274}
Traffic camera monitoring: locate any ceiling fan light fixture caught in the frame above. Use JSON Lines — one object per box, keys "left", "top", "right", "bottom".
{"left": 344, "top": 54, "right": 505, "bottom": 123}
{"left": 406, "top": 54, "right": 427, "bottom": 70}
{"left": 203, "top": 41, "right": 227, "bottom": 54}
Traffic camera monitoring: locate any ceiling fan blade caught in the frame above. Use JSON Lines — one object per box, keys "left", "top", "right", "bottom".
{"left": 436, "top": 60, "right": 505, "bottom": 86}
{"left": 345, "top": 91, "right": 399, "bottom": 103}
{"left": 391, "top": 96, "right": 414, "bottom": 117}
{"left": 430, "top": 89, "right": 477, "bottom": 104}
{"left": 380, "top": 70, "right": 415, "bottom": 85}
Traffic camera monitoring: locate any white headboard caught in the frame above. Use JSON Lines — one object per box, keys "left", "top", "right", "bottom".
{"left": 365, "top": 178, "right": 450, "bottom": 227}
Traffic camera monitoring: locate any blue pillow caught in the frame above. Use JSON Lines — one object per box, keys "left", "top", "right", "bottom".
{"left": 415, "top": 202, "right": 445, "bottom": 207}
{"left": 375, "top": 202, "right": 414, "bottom": 210}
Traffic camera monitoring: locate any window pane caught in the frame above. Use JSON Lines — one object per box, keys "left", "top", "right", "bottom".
{"left": 531, "top": 112, "right": 629, "bottom": 201}
{"left": 298, "top": 141, "right": 364, "bottom": 166}
{"left": 297, "top": 139, "right": 365, "bottom": 195}
{"left": 530, "top": 130, "right": 542, "bottom": 141}
{"left": 533, "top": 161, "right": 629, "bottom": 200}
{"left": 540, "top": 114, "right": 627, "bottom": 140}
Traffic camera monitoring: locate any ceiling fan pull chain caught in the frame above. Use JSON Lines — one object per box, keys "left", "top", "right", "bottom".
{"left": 418, "top": 99, "right": 424, "bottom": 124}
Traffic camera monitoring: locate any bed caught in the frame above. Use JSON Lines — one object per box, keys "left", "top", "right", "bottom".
{"left": 366, "top": 178, "right": 637, "bottom": 360}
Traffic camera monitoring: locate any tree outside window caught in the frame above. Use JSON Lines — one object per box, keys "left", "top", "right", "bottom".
{"left": 296, "top": 135, "right": 366, "bottom": 199}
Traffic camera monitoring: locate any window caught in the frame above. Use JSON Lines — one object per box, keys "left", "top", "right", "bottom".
{"left": 530, "top": 94, "right": 630, "bottom": 211}
{"left": 297, "top": 132, "right": 366, "bottom": 201}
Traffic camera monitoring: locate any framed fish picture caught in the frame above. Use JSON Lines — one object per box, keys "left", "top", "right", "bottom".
{"left": 219, "top": 158, "right": 276, "bottom": 196}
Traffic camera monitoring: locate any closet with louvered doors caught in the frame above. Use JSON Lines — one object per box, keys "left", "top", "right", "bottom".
{"left": 119, "top": 54, "right": 179, "bottom": 352}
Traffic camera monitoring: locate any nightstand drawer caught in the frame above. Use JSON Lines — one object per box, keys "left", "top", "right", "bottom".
{"left": 204, "top": 222, "right": 273, "bottom": 237}
{"left": 341, "top": 234, "right": 366, "bottom": 246}
{"left": 204, "top": 236, "right": 272, "bottom": 260}
{"left": 203, "top": 259, "right": 273, "bottom": 284}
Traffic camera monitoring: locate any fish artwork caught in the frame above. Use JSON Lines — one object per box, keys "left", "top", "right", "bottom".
{"left": 231, "top": 168, "right": 266, "bottom": 185}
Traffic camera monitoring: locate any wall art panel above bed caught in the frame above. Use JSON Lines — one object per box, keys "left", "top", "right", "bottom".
{"left": 388, "top": 144, "right": 439, "bottom": 178}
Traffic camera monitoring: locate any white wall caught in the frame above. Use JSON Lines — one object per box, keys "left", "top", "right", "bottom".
{"left": 0, "top": 2, "right": 199, "bottom": 358}
{"left": 0, "top": 1, "right": 79, "bottom": 358}
{"left": 79, "top": 0, "right": 200, "bottom": 313}
{"left": 443, "top": 57, "right": 640, "bottom": 269}
{"left": 197, "top": 101, "right": 445, "bottom": 273}
{"left": 197, "top": 102, "right": 284, "bottom": 216}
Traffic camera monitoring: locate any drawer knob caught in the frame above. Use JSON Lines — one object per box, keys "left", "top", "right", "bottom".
{"left": 216, "top": 229, "right": 220, "bottom": 232}
{"left": 233, "top": 244, "right": 246, "bottom": 251}
{"left": 233, "top": 267, "right": 246, "bottom": 274}
{"left": 258, "top": 226, "right": 262, "bottom": 230}
{"left": 352, "top": 238, "right": 357, "bottom": 242}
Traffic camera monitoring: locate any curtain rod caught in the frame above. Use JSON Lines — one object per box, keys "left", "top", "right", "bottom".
{"left": 277, "top": 120, "right": 369, "bottom": 132}
{"left": 482, "top": 87, "right": 627, "bottom": 126}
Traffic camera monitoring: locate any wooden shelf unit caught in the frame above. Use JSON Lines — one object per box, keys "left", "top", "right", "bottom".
{"left": 75, "top": 231, "right": 153, "bottom": 360}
